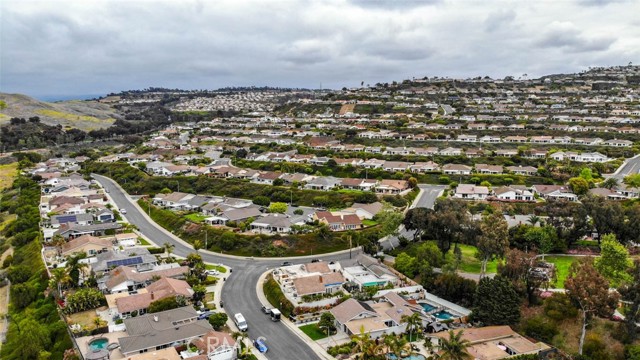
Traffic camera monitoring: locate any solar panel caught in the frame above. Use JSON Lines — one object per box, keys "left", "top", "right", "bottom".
{"left": 107, "top": 257, "right": 143, "bottom": 268}
{"left": 57, "top": 215, "right": 77, "bottom": 224}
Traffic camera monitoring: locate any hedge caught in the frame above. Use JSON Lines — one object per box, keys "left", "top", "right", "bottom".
{"left": 263, "top": 274, "right": 294, "bottom": 317}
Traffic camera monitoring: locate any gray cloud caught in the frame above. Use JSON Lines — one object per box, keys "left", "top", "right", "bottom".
{"left": 535, "top": 22, "right": 616, "bottom": 53}
{"left": 0, "top": 0, "right": 638, "bottom": 99}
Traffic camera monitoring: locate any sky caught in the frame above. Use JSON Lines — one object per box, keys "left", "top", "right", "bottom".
{"left": 1, "top": 0, "right": 639, "bottom": 100}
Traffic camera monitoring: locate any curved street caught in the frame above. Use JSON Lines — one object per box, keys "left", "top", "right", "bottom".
{"left": 93, "top": 174, "right": 361, "bottom": 360}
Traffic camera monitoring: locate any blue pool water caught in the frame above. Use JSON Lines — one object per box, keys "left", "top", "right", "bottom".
{"left": 388, "top": 354, "right": 427, "bottom": 360}
{"left": 434, "top": 310, "right": 455, "bottom": 320}
{"left": 420, "top": 303, "right": 436, "bottom": 312}
{"left": 89, "top": 338, "right": 108, "bottom": 351}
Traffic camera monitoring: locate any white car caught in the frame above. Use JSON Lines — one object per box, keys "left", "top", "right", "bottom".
{"left": 119, "top": 208, "right": 127, "bottom": 214}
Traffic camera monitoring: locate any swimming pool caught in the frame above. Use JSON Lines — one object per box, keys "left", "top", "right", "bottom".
{"left": 433, "top": 310, "right": 456, "bottom": 320}
{"left": 419, "top": 303, "right": 436, "bottom": 312}
{"left": 388, "top": 354, "right": 427, "bottom": 360}
{"left": 88, "top": 338, "right": 108, "bottom": 351}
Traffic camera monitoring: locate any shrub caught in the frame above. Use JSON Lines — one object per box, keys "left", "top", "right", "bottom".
{"left": 147, "top": 247, "right": 164, "bottom": 254}
{"left": 2, "top": 254, "right": 13, "bottom": 268}
{"left": 263, "top": 274, "right": 294, "bottom": 317}
{"left": 521, "top": 315, "right": 558, "bottom": 342}
{"left": 544, "top": 293, "right": 578, "bottom": 321}
{"left": 208, "top": 313, "right": 228, "bottom": 330}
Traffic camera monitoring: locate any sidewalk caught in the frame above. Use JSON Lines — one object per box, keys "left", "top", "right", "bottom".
{"left": 255, "top": 271, "right": 336, "bottom": 360}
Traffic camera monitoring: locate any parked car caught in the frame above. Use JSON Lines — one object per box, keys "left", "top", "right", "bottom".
{"left": 206, "top": 269, "right": 220, "bottom": 276}
{"left": 261, "top": 305, "right": 271, "bottom": 314}
{"left": 119, "top": 208, "right": 127, "bottom": 214}
{"left": 281, "top": 261, "right": 292, "bottom": 266}
{"left": 254, "top": 338, "right": 268, "bottom": 353}
{"left": 197, "top": 311, "right": 214, "bottom": 320}
{"left": 311, "top": 259, "right": 320, "bottom": 263}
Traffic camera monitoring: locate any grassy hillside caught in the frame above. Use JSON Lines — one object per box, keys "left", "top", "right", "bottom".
{"left": 0, "top": 93, "right": 119, "bottom": 131}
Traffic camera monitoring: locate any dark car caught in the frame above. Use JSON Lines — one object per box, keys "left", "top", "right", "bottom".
{"left": 311, "top": 259, "right": 320, "bottom": 263}
{"left": 254, "top": 338, "right": 268, "bottom": 353}
{"left": 281, "top": 261, "right": 292, "bottom": 266}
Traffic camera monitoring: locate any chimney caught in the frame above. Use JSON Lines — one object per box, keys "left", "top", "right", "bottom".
{"left": 150, "top": 292, "right": 154, "bottom": 300}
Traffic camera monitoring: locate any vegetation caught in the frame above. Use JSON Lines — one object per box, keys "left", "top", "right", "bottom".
{"left": 299, "top": 323, "right": 329, "bottom": 340}
{"left": 472, "top": 277, "right": 521, "bottom": 325}
{"left": 0, "top": 176, "right": 72, "bottom": 359}
{"left": 263, "top": 274, "right": 294, "bottom": 317}
{"left": 208, "top": 313, "right": 228, "bottom": 330}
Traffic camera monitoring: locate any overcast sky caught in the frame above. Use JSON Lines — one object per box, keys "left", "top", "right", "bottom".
{"left": 1, "top": 0, "right": 639, "bottom": 100}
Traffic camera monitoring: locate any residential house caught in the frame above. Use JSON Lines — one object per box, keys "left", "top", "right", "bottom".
{"left": 431, "top": 326, "right": 548, "bottom": 360}
{"left": 204, "top": 207, "right": 262, "bottom": 226}
{"left": 531, "top": 185, "right": 577, "bottom": 201}
{"left": 304, "top": 176, "right": 341, "bottom": 191}
{"left": 506, "top": 166, "right": 538, "bottom": 176}
{"left": 115, "top": 277, "right": 194, "bottom": 318}
{"left": 588, "top": 188, "right": 628, "bottom": 200}
{"left": 343, "top": 202, "right": 384, "bottom": 220}
{"left": 59, "top": 235, "right": 113, "bottom": 257}
{"left": 53, "top": 222, "right": 121, "bottom": 240}
{"left": 314, "top": 211, "right": 363, "bottom": 231}
{"left": 100, "top": 264, "right": 189, "bottom": 294}
{"left": 292, "top": 272, "right": 346, "bottom": 297}
{"left": 117, "top": 307, "right": 212, "bottom": 357}
{"left": 252, "top": 171, "right": 282, "bottom": 185}
{"left": 190, "top": 331, "right": 238, "bottom": 360}
{"left": 375, "top": 179, "right": 409, "bottom": 195}
{"left": 454, "top": 184, "right": 490, "bottom": 200}
{"left": 409, "top": 161, "right": 440, "bottom": 173}
{"left": 493, "top": 186, "right": 535, "bottom": 202}
{"left": 475, "top": 164, "right": 503, "bottom": 175}
{"left": 92, "top": 248, "right": 158, "bottom": 276}
{"left": 250, "top": 214, "right": 294, "bottom": 234}
{"left": 442, "top": 164, "right": 472, "bottom": 175}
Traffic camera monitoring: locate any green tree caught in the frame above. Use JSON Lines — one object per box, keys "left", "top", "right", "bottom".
{"left": 376, "top": 203, "right": 404, "bottom": 246}
{"left": 524, "top": 225, "right": 558, "bottom": 259}
{"left": 565, "top": 258, "right": 619, "bottom": 355}
{"left": 569, "top": 177, "right": 589, "bottom": 196}
{"left": 268, "top": 202, "right": 288, "bottom": 214}
{"left": 618, "top": 260, "right": 640, "bottom": 343}
{"left": 499, "top": 249, "right": 544, "bottom": 305}
{"left": 148, "top": 295, "right": 186, "bottom": 313}
{"left": 394, "top": 253, "right": 418, "bottom": 278}
{"left": 438, "top": 330, "right": 472, "bottom": 360}
{"left": 580, "top": 167, "right": 594, "bottom": 182}
{"left": 624, "top": 174, "right": 640, "bottom": 189}
{"left": 208, "top": 312, "right": 228, "bottom": 330}
{"left": 16, "top": 318, "right": 51, "bottom": 359}
{"left": 601, "top": 177, "right": 618, "bottom": 190}
{"left": 472, "top": 277, "right": 521, "bottom": 325}
{"left": 594, "top": 233, "right": 632, "bottom": 287}
{"left": 318, "top": 312, "right": 336, "bottom": 334}
{"left": 401, "top": 312, "right": 422, "bottom": 342}
{"left": 253, "top": 196, "right": 271, "bottom": 207}
{"left": 477, "top": 212, "right": 509, "bottom": 278}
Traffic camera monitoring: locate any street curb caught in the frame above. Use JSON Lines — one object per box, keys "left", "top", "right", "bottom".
{"left": 255, "top": 270, "right": 336, "bottom": 360}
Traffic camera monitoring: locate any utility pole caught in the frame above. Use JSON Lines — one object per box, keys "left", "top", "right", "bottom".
{"left": 349, "top": 235, "right": 352, "bottom": 259}
{"left": 205, "top": 230, "right": 208, "bottom": 250}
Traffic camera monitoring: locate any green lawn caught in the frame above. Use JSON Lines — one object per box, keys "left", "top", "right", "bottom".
{"left": 544, "top": 255, "right": 581, "bottom": 289}
{"left": 299, "top": 324, "right": 329, "bottom": 340}
{"left": 185, "top": 213, "right": 208, "bottom": 223}
{"left": 445, "top": 243, "right": 499, "bottom": 274}
{"left": 138, "top": 238, "right": 151, "bottom": 246}
{"left": 362, "top": 219, "right": 378, "bottom": 227}
{"left": 205, "top": 264, "right": 228, "bottom": 273}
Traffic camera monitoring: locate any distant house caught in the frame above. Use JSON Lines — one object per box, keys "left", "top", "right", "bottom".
{"left": 588, "top": 187, "right": 627, "bottom": 200}
{"left": 531, "top": 185, "right": 577, "bottom": 201}
{"left": 100, "top": 264, "right": 189, "bottom": 294}
{"left": 250, "top": 214, "right": 294, "bottom": 234}
{"left": 204, "top": 207, "right": 262, "bottom": 226}
{"left": 506, "top": 166, "right": 538, "bottom": 176}
{"left": 454, "top": 184, "right": 490, "bottom": 200}
{"left": 314, "top": 211, "right": 363, "bottom": 231}
{"left": 475, "top": 164, "right": 503, "bottom": 175}
{"left": 343, "top": 202, "right": 384, "bottom": 220}
{"left": 493, "top": 186, "right": 535, "bottom": 202}
{"left": 442, "top": 164, "right": 472, "bottom": 175}
{"left": 304, "top": 176, "right": 341, "bottom": 191}
{"left": 375, "top": 179, "right": 409, "bottom": 195}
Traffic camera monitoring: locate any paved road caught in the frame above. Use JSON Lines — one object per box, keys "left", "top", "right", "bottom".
{"left": 610, "top": 154, "right": 640, "bottom": 180}
{"left": 380, "top": 184, "right": 447, "bottom": 250}
{"left": 93, "top": 174, "right": 360, "bottom": 360}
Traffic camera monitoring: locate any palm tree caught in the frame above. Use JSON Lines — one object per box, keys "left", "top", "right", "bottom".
{"left": 193, "top": 240, "right": 203, "bottom": 253}
{"left": 352, "top": 326, "right": 377, "bottom": 359}
{"left": 66, "top": 253, "right": 88, "bottom": 287}
{"left": 49, "top": 267, "right": 71, "bottom": 298}
{"left": 601, "top": 177, "right": 618, "bottom": 190}
{"left": 438, "top": 330, "right": 471, "bottom": 360}
{"left": 163, "top": 242, "right": 175, "bottom": 259}
{"left": 528, "top": 214, "right": 540, "bottom": 227}
{"left": 401, "top": 312, "right": 423, "bottom": 343}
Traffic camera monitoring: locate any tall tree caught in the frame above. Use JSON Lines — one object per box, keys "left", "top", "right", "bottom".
{"left": 594, "top": 233, "right": 632, "bottom": 287}
{"left": 438, "top": 330, "right": 472, "bottom": 360}
{"left": 569, "top": 177, "right": 590, "bottom": 196}
{"left": 403, "top": 207, "right": 430, "bottom": 241}
{"left": 427, "top": 199, "right": 472, "bottom": 259}
{"left": 376, "top": 203, "right": 404, "bottom": 247}
{"left": 401, "top": 312, "right": 423, "bottom": 342}
{"left": 472, "top": 277, "right": 521, "bottom": 325}
{"left": 498, "top": 249, "right": 543, "bottom": 305}
{"left": 583, "top": 195, "right": 625, "bottom": 243}
{"left": 618, "top": 260, "right": 640, "bottom": 343}
{"left": 477, "top": 212, "right": 509, "bottom": 278}
{"left": 601, "top": 177, "right": 618, "bottom": 190}
{"left": 565, "top": 258, "right": 619, "bottom": 355}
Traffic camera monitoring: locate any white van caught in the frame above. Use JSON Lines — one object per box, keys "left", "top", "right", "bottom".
{"left": 234, "top": 313, "right": 248, "bottom": 331}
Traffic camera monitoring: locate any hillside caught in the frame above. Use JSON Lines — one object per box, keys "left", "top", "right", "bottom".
{"left": 0, "top": 93, "right": 120, "bottom": 131}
